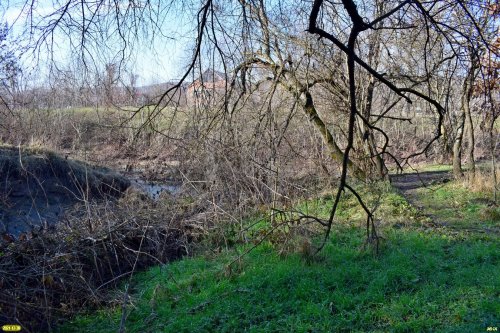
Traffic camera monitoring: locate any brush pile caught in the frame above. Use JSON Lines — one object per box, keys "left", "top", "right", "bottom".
{"left": 0, "top": 192, "right": 191, "bottom": 332}
{"left": 0, "top": 146, "right": 198, "bottom": 331}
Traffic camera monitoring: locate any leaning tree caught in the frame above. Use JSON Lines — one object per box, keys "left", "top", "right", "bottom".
{"left": 7, "top": 0, "right": 496, "bottom": 249}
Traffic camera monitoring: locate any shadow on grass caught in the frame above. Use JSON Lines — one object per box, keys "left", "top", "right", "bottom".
{"left": 390, "top": 170, "right": 451, "bottom": 192}
{"left": 59, "top": 227, "right": 499, "bottom": 333}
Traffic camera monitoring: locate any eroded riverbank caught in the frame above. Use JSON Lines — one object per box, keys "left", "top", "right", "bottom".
{"left": 0, "top": 146, "right": 180, "bottom": 238}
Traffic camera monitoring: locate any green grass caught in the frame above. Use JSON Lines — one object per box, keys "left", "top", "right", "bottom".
{"left": 57, "top": 181, "right": 500, "bottom": 333}
{"left": 58, "top": 230, "right": 499, "bottom": 332}
{"left": 412, "top": 163, "right": 453, "bottom": 173}
{"left": 415, "top": 181, "right": 500, "bottom": 233}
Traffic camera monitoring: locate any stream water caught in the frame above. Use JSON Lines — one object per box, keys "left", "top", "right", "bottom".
{"left": 129, "top": 178, "right": 181, "bottom": 200}
{"left": 1, "top": 170, "right": 181, "bottom": 238}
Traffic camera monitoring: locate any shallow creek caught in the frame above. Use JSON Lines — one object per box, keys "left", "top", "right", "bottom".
{"left": 129, "top": 178, "right": 181, "bottom": 200}
{"left": 1, "top": 170, "right": 180, "bottom": 238}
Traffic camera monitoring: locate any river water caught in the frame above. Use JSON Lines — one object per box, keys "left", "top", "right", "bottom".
{"left": 129, "top": 178, "right": 181, "bottom": 200}
{"left": 1, "top": 170, "right": 181, "bottom": 238}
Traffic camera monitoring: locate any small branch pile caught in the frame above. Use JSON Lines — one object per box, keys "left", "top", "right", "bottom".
{"left": 0, "top": 195, "right": 190, "bottom": 332}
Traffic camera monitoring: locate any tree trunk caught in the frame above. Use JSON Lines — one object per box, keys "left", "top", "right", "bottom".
{"left": 453, "top": 63, "right": 476, "bottom": 179}
{"left": 439, "top": 122, "right": 452, "bottom": 164}
{"left": 464, "top": 87, "right": 475, "bottom": 180}
{"left": 302, "top": 91, "right": 366, "bottom": 179}
{"left": 363, "top": 90, "right": 388, "bottom": 180}
{"left": 361, "top": 13, "right": 387, "bottom": 180}
{"left": 452, "top": 114, "right": 465, "bottom": 178}
{"left": 465, "top": 51, "right": 479, "bottom": 180}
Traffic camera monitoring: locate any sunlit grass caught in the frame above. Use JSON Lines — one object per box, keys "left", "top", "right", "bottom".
{"left": 409, "top": 163, "right": 453, "bottom": 173}
{"left": 57, "top": 179, "right": 499, "bottom": 332}
{"left": 59, "top": 228, "right": 499, "bottom": 332}
{"left": 415, "top": 180, "right": 499, "bottom": 233}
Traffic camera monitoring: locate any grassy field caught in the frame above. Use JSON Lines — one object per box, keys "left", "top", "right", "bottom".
{"left": 58, "top": 179, "right": 499, "bottom": 333}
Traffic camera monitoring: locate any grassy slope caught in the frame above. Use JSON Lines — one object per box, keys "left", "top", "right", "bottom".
{"left": 59, "top": 181, "right": 499, "bottom": 333}
{"left": 416, "top": 182, "right": 499, "bottom": 232}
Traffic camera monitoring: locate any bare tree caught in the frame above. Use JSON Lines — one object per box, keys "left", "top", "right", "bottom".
{"left": 6, "top": 0, "right": 497, "bottom": 250}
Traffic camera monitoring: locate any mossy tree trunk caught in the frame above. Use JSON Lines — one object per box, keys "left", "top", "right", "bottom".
{"left": 302, "top": 91, "right": 366, "bottom": 179}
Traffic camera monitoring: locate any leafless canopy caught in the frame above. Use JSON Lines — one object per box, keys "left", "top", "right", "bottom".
{"left": 5, "top": 0, "right": 499, "bottom": 251}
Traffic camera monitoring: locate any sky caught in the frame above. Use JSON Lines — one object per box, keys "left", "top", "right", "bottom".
{"left": 0, "top": 0, "right": 196, "bottom": 86}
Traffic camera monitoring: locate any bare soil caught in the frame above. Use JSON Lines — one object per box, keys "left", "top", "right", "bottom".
{"left": 390, "top": 170, "right": 452, "bottom": 209}
{"left": 390, "top": 170, "right": 454, "bottom": 230}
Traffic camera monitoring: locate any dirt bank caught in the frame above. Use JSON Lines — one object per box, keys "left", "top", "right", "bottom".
{"left": 0, "top": 145, "right": 130, "bottom": 237}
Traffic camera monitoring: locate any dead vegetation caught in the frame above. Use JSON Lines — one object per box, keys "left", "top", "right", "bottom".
{"left": 0, "top": 145, "right": 130, "bottom": 236}
{"left": 0, "top": 192, "right": 192, "bottom": 332}
{"left": 0, "top": 145, "right": 130, "bottom": 195}
{"left": 0, "top": 146, "right": 194, "bottom": 331}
